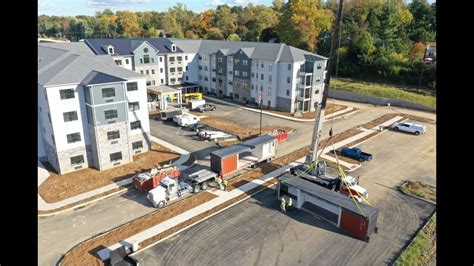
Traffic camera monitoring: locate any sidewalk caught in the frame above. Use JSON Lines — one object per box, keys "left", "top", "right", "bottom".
{"left": 38, "top": 136, "right": 192, "bottom": 214}
{"left": 205, "top": 96, "right": 356, "bottom": 122}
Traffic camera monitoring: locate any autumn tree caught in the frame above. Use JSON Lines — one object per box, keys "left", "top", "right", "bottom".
{"left": 207, "top": 27, "right": 224, "bottom": 40}
{"left": 408, "top": 42, "right": 426, "bottom": 65}
{"left": 213, "top": 5, "right": 237, "bottom": 38}
{"left": 185, "top": 30, "right": 199, "bottom": 39}
{"left": 276, "top": 0, "right": 334, "bottom": 52}
{"left": 116, "top": 11, "right": 140, "bottom": 37}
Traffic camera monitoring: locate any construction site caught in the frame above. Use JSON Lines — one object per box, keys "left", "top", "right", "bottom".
{"left": 37, "top": 1, "right": 436, "bottom": 265}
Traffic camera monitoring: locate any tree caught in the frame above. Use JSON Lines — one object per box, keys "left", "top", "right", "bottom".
{"left": 408, "top": 42, "right": 426, "bottom": 65}
{"left": 260, "top": 27, "right": 279, "bottom": 42}
{"left": 408, "top": 0, "right": 435, "bottom": 42}
{"left": 161, "top": 12, "right": 182, "bottom": 37}
{"left": 185, "top": 30, "right": 199, "bottom": 39}
{"left": 214, "top": 5, "right": 237, "bottom": 38}
{"left": 276, "top": 0, "right": 334, "bottom": 52}
{"left": 207, "top": 27, "right": 224, "bottom": 40}
{"left": 116, "top": 11, "right": 140, "bottom": 37}
{"left": 227, "top": 33, "right": 241, "bottom": 41}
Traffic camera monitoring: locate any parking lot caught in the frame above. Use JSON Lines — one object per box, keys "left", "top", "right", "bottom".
{"left": 133, "top": 104, "right": 436, "bottom": 265}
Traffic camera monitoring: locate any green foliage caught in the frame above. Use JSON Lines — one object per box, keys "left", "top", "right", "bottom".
{"left": 207, "top": 27, "right": 224, "bottom": 40}
{"left": 227, "top": 33, "right": 241, "bottom": 41}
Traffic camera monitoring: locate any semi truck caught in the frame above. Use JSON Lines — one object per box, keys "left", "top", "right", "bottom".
{"left": 147, "top": 169, "right": 218, "bottom": 208}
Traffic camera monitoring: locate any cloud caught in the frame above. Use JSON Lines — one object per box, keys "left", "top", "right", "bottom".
{"left": 38, "top": 0, "right": 66, "bottom": 15}
{"left": 87, "top": 0, "right": 150, "bottom": 8}
{"left": 206, "top": 0, "right": 226, "bottom": 6}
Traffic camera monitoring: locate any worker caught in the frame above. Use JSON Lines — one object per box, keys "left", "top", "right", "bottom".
{"left": 280, "top": 197, "right": 287, "bottom": 213}
{"left": 215, "top": 177, "right": 223, "bottom": 190}
{"left": 288, "top": 197, "right": 293, "bottom": 210}
{"left": 357, "top": 176, "right": 360, "bottom": 185}
{"left": 222, "top": 178, "right": 228, "bottom": 191}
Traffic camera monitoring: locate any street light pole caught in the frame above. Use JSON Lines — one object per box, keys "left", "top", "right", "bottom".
{"left": 259, "top": 89, "right": 263, "bottom": 135}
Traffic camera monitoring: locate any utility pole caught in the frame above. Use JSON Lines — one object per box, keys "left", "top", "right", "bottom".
{"left": 259, "top": 89, "right": 263, "bottom": 135}
{"left": 307, "top": 0, "right": 344, "bottom": 166}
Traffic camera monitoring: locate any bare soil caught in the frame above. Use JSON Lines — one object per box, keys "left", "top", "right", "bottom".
{"left": 60, "top": 191, "right": 217, "bottom": 266}
{"left": 39, "top": 142, "right": 180, "bottom": 203}
{"left": 217, "top": 140, "right": 241, "bottom": 147}
{"left": 200, "top": 117, "right": 293, "bottom": 140}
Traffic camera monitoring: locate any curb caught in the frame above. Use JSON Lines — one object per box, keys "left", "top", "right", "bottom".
{"left": 398, "top": 181, "right": 436, "bottom": 205}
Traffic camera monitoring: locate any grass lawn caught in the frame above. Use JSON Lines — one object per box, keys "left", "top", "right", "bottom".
{"left": 396, "top": 215, "right": 436, "bottom": 266}
{"left": 330, "top": 78, "right": 436, "bottom": 109}
{"left": 400, "top": 180, "right": 436, "bottom": 202}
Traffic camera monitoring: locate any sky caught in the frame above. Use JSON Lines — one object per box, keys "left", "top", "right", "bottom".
{"left": 38, "top": 0, "right": 435, "bottom": 17}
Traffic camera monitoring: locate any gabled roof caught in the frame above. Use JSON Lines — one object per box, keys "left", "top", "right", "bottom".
{"left": 239, "top": 47, "right": 255, "bottom": 58}
{"left": 38, "top": 44, "right": 142, "bottom": 87}
{"left": 81, "top": 70, "right": 127, "bottom": 85}
{"left": 85, "top": 38, "right": 184, "bottom": 56}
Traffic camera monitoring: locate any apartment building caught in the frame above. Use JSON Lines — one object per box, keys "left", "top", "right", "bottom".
{"left": 83, "top": 38, "right": 328, "bottom": 114}
{"left": 38, "top": 43, "right": 151, "bottom": 175}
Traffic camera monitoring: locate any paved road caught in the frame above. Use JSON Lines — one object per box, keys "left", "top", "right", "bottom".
{"left": 132, "top": 110, "right": 436, "bottom": 265}
{"left": 38, "top": 100, "right": 435, "bottom": 265}
{"left": 38, "top": 189, "right": 155, "bottom": 266}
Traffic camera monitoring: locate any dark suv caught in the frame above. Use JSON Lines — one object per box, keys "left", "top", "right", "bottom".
{"left": 196, "top": 104, "right": 216, "bottom": 112}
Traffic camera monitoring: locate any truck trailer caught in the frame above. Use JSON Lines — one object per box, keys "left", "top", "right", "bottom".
{"left": 278, "top": 173, "right": 378, "bottom": 242}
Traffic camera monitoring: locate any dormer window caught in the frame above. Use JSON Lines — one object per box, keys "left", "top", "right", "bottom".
{"left": 171, "top": 44, "right": 176, "bottom": 52}
{"left": 107, "top": 45, "right": 114, "bottom": 55}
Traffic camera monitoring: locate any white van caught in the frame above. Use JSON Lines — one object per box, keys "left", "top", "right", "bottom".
{"left": 174, "top": 114, "right": 200, "bottom": 127}
{"left": 393, "top": 122, "right": 427, "bottom": 135}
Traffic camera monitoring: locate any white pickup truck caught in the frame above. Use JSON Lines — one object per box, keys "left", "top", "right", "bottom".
{"left": 173, "top": 114, "right": 200, "bottom": 127}
{"left": 393, "top": 122, "right": 427, "bottom": 135}
{"left": 198, "top": 130, "right": 231, "bottom": 140}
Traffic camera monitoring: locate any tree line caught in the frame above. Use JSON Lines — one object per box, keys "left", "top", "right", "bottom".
{"left": 38, "top": 0, "right": 436, "bottom": 88}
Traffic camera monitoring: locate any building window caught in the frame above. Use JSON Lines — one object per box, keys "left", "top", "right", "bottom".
{"left": 287, "top": 77, "right": 291, "bottom": 83}
{"left": 228, "top": 58, "right": 232, "bottom": 63}
{"left": 235, "top": 59, "right": 240, "bottom": 65}
{"left": 63, "top": 111, "right": 78, "bottom": 122}
{"left": 126, "top": 59, "right": 129, "bottom": 64}
{"left": 110, "top": 152, "right": 122, "bottom": 162}
{"left": 171, "top": 78, "right": 176, "bottom": 83}
{"left": 204, "top": 77, "right": 208, "bottom": 81}
{"left": 199, "top": 65, "right": 203, "bottom": 70}
{"left": 315, "top": 89, "right": 320, "bottom": 94}
{"left": 251, "top": 73, "right": 255, "bottom": 78}
{"left": 178, "top": 67, "right": 183, "bottom": 72}
{"left": 151, "top": 58, "right": 154, "bottom": 63}
{"left": 269, "top": 75, "right": 272, "bottom": 82}
{"left": 129, "top": 102, "right": 140, "bottom": 111}
{"left": 160, "top": 68, "right": 163, "bottom": 73}
{"left": 261, "top": 74, "right": 264, "bottom": 80}
{"left": 288, "top": 64, "right": 291, "bottom": 70}
{"left": 140, "top": 59, "right": 143, "bottom": 64}
{"left": 132, "top": 141, "right": 143, "bottom": 150}
{"left": 228, "top": 71, "right": 232, "bottom": 75}
{"left": 185, "top": 55, "right": 188, "bottom": 60}
{"left": 235, "top": 70, "right": 239, "bottom": 76}
{"left": 127, "top": 82, "right": 138, "bottom": 91}
{"left": 169, "top": 57, "right": 175, "bottom": 62}
{"left": 152, "top": 69, "right": 155, "bottom": 74}
{"left": 178, "top": 78, "right": 182, "bottom": 82}
{"left": 144, "top": 55, "right": 150, "bottom": 64}
{"left": 70, "top": 155, "right": 84, "bottom": 166}
{"left": 146, "top": 70, "right": 149, "bottom": 75}
{"left": 60, "top": 89, "right": 75, "bottom": 100}
{"left": 229, "top": 81, "right": 233, "bottom": 85}
{"left": 218, "top": 58, "right": 223, "bottom": 63}
{"left": 115, "top": 60, "right": 122, "bottom": 65}
{"left": 261, "top": 63, "right": 264, "bottom": 68}
{"left": 152, "top": 80, "right": 156, "bottom": 85}
{"left": 67, "top": 133, "right": 81, "bottom": 143}
{"left": 131, "top": 120, "right": 141, "bottom": 130}
{"left": 140, "top": 70, "right": 144, "bottom": 74}
{"left": 251, "top": 85, "right": 254, "bottom": 90}
{"left": 108, "top": 47, "right": 114, "bottom": 54}
{"left": 170, "top": 68, "right": 176, "bottom": 73}
{"left": 287, "top": 90, "right": 290, "bottom": 96}
{"left": 212, "top": 78, "right": 216, "bottom": 82}
{"left": 199, "top": 55, "right": 202, "bottom": 60}
{"left": 146, "top": 81, "right": 151, "bottom": 86}
{"left": 102, "top": 87, "right": 115, "bottom": 98}
{"left": 199, "top": 75, "right": 202, "bottom": 80}
{"left": 144, "top": 48, "right": 148, "bottom": 53}
{"left": 268, "top": 87, "right": 272, "bottom": 96}
{"left": 161, "top": 79, "right": 164, "bottom": 83}
{"left": 242, "top": 72, "right": 247, "bottom": 77}
{"left": 160, "top": 57, "right": 163, "bottom": 62}
{"left": 107, "top": 130, "right": 120, "bottom": 140}
{"left": 204, "top": 66, "right": 208, "bottom": 71}
{"left": 317, "top": 63, "right": 322, "bottom": 69}
{"left": 243, "top": 60, "right": 248, "bottom": 66}
{"left": 316, "top": 77, "right": 321, "bottom": 82}
{"left": 104, "top": 109, "right": 118, "bottom": 119}
{"left": 177, "top": 56, "right": 182, "bottom": 62}
{"left": 269, "top": 63, "right": 272, "bottom": 71}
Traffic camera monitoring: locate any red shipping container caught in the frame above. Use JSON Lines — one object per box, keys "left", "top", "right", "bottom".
{"left": 220, "top": 154, "right": 238, "bottom": 178}
{"left": 339, "top": 208, "right": 370, "bottom": 241}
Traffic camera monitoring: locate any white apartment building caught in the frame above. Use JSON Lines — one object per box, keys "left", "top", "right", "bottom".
{"left": 84, "top": 38, "right": 328, "bottom": 113}
{"left": 38, "top": 43, "right": 151, "bottom": 174}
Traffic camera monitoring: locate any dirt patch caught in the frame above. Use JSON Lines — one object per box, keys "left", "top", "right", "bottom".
{"left": 140, "top": 178, "right": 278, "bottom": 248}
{"left": 60, "top": 191, "right": 217, "bottom": 266}
{"left": 38, "top": 185, "right": 132, "bottom": 215}
{"left": 401, "top": 114, "right": 436, "bottom": 124}
{"left": 217, "top": 140, "right": 241, "bottom": 147}
{"left": 149, "top": 110, "right": 161, "bottom": 115}
{"left": 360, "top": 113, "right": 400, "bottom": 129}
{"left": 400, "top": 181, "right": 436, "bottom": 202}
{"left": 39, "top": 142, "right": 180, "bottom": 203}
{"left": 200, "top": 117, "right": 293, "bottom": 140}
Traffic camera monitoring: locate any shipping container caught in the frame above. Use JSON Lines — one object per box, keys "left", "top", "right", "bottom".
{"left": 210, "top": 135, "right": 278, "bottom": 178}
{"left": 278, "top": 173, "right": 378, "bottom": 242}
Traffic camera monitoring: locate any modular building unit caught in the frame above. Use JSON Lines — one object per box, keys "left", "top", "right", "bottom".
{"left": 210, "top": 135, "right": 278, "bottom": 178}
{"left": 278, "top": 173, "right": 378, "bottom": 242}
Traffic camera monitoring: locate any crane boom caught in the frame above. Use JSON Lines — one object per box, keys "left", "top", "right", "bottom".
{"left": 306, "top": 0, "right": 345, "bottom": 168}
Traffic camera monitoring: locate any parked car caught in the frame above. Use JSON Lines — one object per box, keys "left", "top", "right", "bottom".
{"left": 340, "top": 147, "right": 373, "bottom": 162}
{"left": 393, "top": 122, "right": 426, "bottom": 135}
{"left": 183, "top": 123, "right": 207, "bottom": 132}
{"left": 196, "top": 104, "right": 216, "bottom": 112}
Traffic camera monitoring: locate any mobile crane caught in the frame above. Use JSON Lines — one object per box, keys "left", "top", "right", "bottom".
{"left": 288, "top": 0, "right": 369, "bottom": 202}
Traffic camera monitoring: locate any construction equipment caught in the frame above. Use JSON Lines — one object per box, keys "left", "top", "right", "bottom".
{"left": 183, "top": 92, "right": 203, "bottom": 103}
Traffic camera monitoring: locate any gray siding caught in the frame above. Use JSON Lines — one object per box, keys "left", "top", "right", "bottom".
{"left": 93, "top": 102, "right": 127, "bottom": 126}
{"left": 90, "top": 83, "right": 125, "bottom": 105}
{"left": 232, "top": 51, "right": 251, "bottom": 102}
